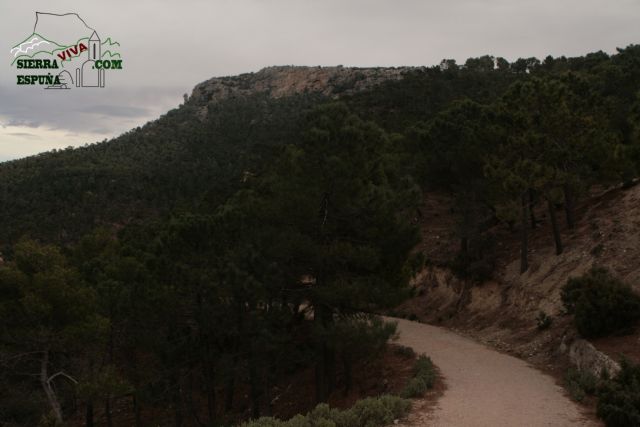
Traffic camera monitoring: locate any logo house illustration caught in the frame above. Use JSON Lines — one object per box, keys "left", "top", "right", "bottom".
{"left": 77, "top": 31, "right": 105, "bottom": 87}
{"left": 10, "top": 12, "right": 123, "bottom": 89}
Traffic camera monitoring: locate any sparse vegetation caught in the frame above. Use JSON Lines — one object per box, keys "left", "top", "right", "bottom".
{"left": 239, "top": 351, "right": 436, "bottom": 426}
{"left": 238, "top": 395, "right": 411, "bottom": 427}
{"left": 597, "top": 360, "right": 640, "bottom": 427}
{"left": 565, "top": 360, "right": 640, "bottom": 426}
{"left": 400, "top": 355, "right": 436, "bottom": 398}
{"left": 394, "top": 345, "right": 416, "bottom": 359}
{"left": 565, "top": 368, "right": 598, "bottom": 402}
{"left": 536, "top": 311, "right": 553, "bottom": 331}
{"left": 561, "top": 268, "right": 640, "bottom": 337}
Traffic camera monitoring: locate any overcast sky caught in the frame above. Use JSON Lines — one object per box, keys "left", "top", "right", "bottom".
{"left": 1, "top": 0, "right": 639, "bottom": 161}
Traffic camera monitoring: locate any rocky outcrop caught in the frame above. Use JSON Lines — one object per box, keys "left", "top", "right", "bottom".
{"left": 562, "top": 337, "right": 621, "bottom": 377}
{"left": 188, "top": 65, "right": 415, "bottom": 120}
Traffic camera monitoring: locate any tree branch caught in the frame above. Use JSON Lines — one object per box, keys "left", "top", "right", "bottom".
{"left": 48, "top": 371, "right": 79, "bottom": 385}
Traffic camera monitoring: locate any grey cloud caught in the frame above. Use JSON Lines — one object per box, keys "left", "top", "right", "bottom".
{"left": 89, "top": 128, "right": 114, "bottom": 135}
{"left": 0, "top": 84, "right": 184, "bottom": 135}
{"left": 3, "top": 119, "right": 41, "bottom": 128}
{"left": 80, "top": 105, "right": 151, "bottom": 118}
{"left": 0, "top": 0, "right": 639, "bottom": 160}
{"left": 5, "top": 132, "right": 40, "bottom": 139}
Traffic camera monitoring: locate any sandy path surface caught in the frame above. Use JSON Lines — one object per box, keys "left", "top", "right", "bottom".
{"left": 390, "top": 318, "right": 601, "bottom": 427}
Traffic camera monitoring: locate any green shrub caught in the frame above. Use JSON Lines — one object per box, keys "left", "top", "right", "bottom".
{"left": 414, "top": 356, "right": 436, "bottom": 386}
{"left": 349, "top": 395, "right": 410, "bottom": 427}
{"left": 400, "top": 377, "right": 428, "bottom": 398}
{"left": 536, "top": 311, "right": 552, "bottom": 331}
{"left": 567, "top": 380, "right": 587, "bottom": 402}
{"left": 394, "top": 345, "right": 416, "bottom": 358}
{"left": 597, "top": 360, "right": 640, "bottom": 427}
{"left": 565, "top": 368, "right": 597, "bottom": 402}
{"left": 561, "top": 268, "right": 640, "bottom": 337}
{"left": 333, "top": 316, "right": 398, "bottom": 365}
{"left": 564, "top": 361, "right": 640, "bottom": 426}
{"left": 401, "top": 355, "right": 436, "bottom": 398}
{"left": 238, "top": 352, "right": 431, "bottom": 426}
{"left": 238, "top": 395, "right": 410, "bottom": 427}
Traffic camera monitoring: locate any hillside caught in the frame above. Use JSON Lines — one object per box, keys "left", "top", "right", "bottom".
{"left": 3, "top": 48, "right": 638, "bottom": 250}
{"left": 1, "top": 46, "right": 640, "bottom": 427}
{"left": 397, "top": 182, "right": 640, "bottom": 379}
{"left": 0, "top": 66, "right": 419, "bottom": 245}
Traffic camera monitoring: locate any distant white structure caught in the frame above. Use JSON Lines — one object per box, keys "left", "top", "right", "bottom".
{"left": 75, "top": 31, "right": 104, "bottom": 87}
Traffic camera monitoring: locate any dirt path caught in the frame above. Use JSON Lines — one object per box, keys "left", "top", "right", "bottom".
{"left": 390, "top": 318, "right": 600, "bottom": 426}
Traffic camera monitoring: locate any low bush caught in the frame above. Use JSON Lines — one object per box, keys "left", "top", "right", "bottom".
{"left": 333, "top": 315, "right": 398, "bottom": 365}
{"left": 238, "top": 395, "right": 411, "bottom": 427}
{"left": 561, "top": 268, "right": 640, "bottom": 337}
{"left": 239, "top": 353, "right": 435, "bottom": 426}
{"left": 597, "top": 360, "right": 640, "bottom": 427}
{"left": 563, "top": 360, "right": 640, "bottom": 426}
{"left": 400, "top": 377, "right": 428, "bottom": 399}
{"left": 414, "top": 356, "right": 436, "bottom": 387}
{"left": 536, "top": 311, "right": 552, "bottom": 331}
{"left": 565, "top": 368, "right": 597, "bottom": 402}
{"left": 401, "top": 355, "right": 436, "bottom": 398}
{"left": 394, "top": 345, "right": 416, "bottom": 358}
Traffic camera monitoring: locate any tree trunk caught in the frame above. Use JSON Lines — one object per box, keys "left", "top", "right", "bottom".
{"left": 343, "top": 356, "right": 352, "bottom": 395}
{"left": 224, "top": 371, "right": 235, "bottom": 413}
{"left": 264, "top": 359, "right": 273, "bottom": 417}
{"left": 314, "top": 303, "right": 334, "bottom": 403}
{"left": 106, "top": 314, "right": 114, "bottom": 427}
{"left": 520, "top": 193, "right": 529, "bottom": 274}
{"left": 205, "top": 358, "right": 216, "bottom": 426}
{"left": 460, "top": 198, "right": 471, "bottom": 254}
{"left": 105, "top": 399, "right": 113, "bottom": 427}
{"left": 460, "top": 237, "right": 469, "bottom": 255}
{"left": 85, "top": 401, "right": 94, "bottom": 427}
{"left": 133, "top": 394, "right": 142, "bottom": 427}
{"left": 315, "top": 343, "right": 327, "bottom": 403}
{"left": 547, "top": 199, "right": 563, "bottom": 255}
{"left": 129, "top": 348, "right": 143, "bottom": 427}
{"left": 41, "top": 350, "right": 64, "bottom": 424}
{"left": 173, "top": 373, "right": 183, "bottom": 427}
{"left": 249, "top": 346, "right": 261, "bottom": 419}
{"left": 529, "top": 189, "right": 537, "bottom": 229}
{"left": 186, "top": 372, "right": 205, "bottom": 427}
{"left": 326, "top": 338, "right": 335, "bottom": 396}
{"left": 314, "top": 309, "right": 327, "bottom": 403}
{"left": 563, "top": 185, "right": 575, "bottom": 229}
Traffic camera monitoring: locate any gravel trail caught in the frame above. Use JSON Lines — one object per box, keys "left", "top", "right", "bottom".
{"left": 391, "top": 318, "right": 600, "bottom": 426}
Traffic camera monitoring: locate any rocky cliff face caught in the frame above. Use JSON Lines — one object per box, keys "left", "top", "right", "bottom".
{"left": 188, "top": 65, "right": 414, "bottom": 119}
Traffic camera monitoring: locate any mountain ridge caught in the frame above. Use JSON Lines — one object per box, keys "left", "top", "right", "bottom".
{"left": 187, "top": 65, "right": 415, "bottom": 119}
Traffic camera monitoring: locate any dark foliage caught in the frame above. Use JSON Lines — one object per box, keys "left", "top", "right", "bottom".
{"left": 2, "top": 46, "right": 640, "bottom": 425}
{"left": 597, "top": 360, "right": 640, "bottom": 427}
{"left": 561, "top": 268, "right": 640, "bottom": 337}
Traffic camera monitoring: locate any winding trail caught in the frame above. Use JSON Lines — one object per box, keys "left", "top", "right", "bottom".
{"left": 390, "top": 318, "right": 600, "bottom": 426}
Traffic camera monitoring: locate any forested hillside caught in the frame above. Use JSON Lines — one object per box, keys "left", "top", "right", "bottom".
{"left": 1, "top": 46, "right": 640, "bottom": 427}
